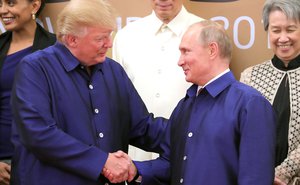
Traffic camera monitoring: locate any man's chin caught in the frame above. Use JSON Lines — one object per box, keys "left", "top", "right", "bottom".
{"left": 185, "top": 77, "right": 191, "bottom": 83}
{"left": 98, "top": 57, "right": 106, "bottom": 63}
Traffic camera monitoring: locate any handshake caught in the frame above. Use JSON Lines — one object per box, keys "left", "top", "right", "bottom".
{"left": 102, "top": 150, "right": 138, "bottom": 184}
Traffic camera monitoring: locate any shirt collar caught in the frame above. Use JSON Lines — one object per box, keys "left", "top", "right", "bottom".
{"left": 53, "top": 42, "right": 103, "bottom": 73}
{"left": 202, "top": 68, "right": 230, "bottom": 88}
{"left": 167, "top": 6, "right": 191, "bottom": 37}
{"left": 272, "top": 54, "right": 300, "bottom": 71}
{"left": 150, "top": 12, "right": 165, "bottom": 35}
{"left": 205, "top": 69, "right": 235, "bottom": 98}
{"left": 187, "top": 69, "right": 235, "bottom": 98}
{"left": 151, "top": 6, "right": 190, "bottom": 37}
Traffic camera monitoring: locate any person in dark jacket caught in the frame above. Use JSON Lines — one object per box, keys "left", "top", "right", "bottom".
{"left": 0, "top": 0, "right": 56, "bottom": 184}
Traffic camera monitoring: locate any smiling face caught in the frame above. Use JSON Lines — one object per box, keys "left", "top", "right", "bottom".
{"left": 70, "top": 26, "right": 113, "bottom": 66}
{"left": 268, "top": 10, "right": 300, "bottom": 64}
{"left": 178, "top": 28, "right": 212, "bottom": 85}
{"left": 0, "top": 0, "right": 39, "bottom": 31}
{"left": 150, "top": 0, "right": 182, "bottom": 24}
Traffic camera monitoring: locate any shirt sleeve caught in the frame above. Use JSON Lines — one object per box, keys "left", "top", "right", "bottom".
{"left": 238, "top": 95, "right": 276, "bottom": 185}
{"left": 275, "top": 147, "right": 300, "bottom": 184}
{"left": 134, "top": 121, "right": 171, "bottom": 185}
{"left": 134, "top": 157, "right": 170, "bottom": 185}
{"left": 111, "top": 60, "right": 168, "bottom": 153}
{"left": 133, "top": 101, "right": 183, "bottom": 185}
{"left": 240, "top": 66, "right": 253, "bottom": 85}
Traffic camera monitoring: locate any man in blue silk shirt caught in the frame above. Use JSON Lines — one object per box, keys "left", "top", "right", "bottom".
{"left": 10, "top": 0, "right": 166, "bottom": 185}
{"left": 135, "top": 20, "right": 276, "bottom": 185}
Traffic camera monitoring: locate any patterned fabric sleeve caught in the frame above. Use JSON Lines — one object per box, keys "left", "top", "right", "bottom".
{"left": 240, "top": 66, "right": 253, "bottom": 84}
{"left": 240, "top": 61, "right": 300, "bottom": 184}
{"left": 276, "top": 69, "right": 300, "bottom": 184}
{"left": 275, "top": 147, "right": 300, "bottom": 184}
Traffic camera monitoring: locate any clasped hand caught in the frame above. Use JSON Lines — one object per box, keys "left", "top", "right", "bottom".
{"left": 274, "top": 177, "right": 287, "bottom": 185}
{"left": 0, "top": 162, "right": 10, "bottom": 185}
{"left": 102, "top": 150, "right": 137, "bottom": 184}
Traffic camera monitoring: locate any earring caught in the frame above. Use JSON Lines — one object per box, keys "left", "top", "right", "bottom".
{"left": 32, "top": 13, "right": 36, "bottom": 20}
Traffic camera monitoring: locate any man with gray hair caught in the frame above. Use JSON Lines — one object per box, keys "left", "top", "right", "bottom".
{"left": 134, "top": 20, "right": 276, "bottom": 185}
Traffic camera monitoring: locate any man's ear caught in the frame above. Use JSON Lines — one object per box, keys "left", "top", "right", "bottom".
{"left": 64, "top": 34, "right": 78, "bottom": 48}
{"left": 208, "top": 42, "right": 218, "bottom": 58}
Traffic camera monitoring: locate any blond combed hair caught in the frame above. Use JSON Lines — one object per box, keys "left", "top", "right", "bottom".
{"left": 56, "top": 0, "right": 117, "bottom": 42}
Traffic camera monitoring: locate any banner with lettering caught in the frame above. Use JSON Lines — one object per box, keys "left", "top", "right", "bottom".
{"left": 0, "top": 0, "right": 271, "bottom": 79}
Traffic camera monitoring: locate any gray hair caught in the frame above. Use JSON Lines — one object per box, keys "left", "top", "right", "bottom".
{"left": 262, "top": 0, "right": 300, "bottom": 31}
{"left": 193, "top": 20, "right": 232, "bottom": 60}
{"left": 56, "top": 0, "right": 117, "bottom": 42}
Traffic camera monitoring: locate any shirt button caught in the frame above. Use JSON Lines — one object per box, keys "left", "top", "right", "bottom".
{"left": 94, "top": 108, "right": 99, "bottom": 114}
{"left": 99, "top": 132, "right": 104, "bottom": 138}
{"left": 183, "top": 156, "right": 187, "bottom": 161}
{"left": 104, "top": 183, "right": 109, "bottom": 185}
{"left": 188, "top": 132, "right": 193, "bottom": 137}
{"left": 89, "top": 84, "right": 94, "bottom": 90}
{"left": 158, "top": 69, "right": 162, "bottom": 74}
{"left": 155, "top": 93, "right": 160, "bottom": 98}
{"left": 180, "top": 178, "right": 184, "bottom": 183}
{"left": 161, "top": 46, "right": 165, "bottom": 51}
{"left": 80, "top": 65, "right": 85, "bottom": 69}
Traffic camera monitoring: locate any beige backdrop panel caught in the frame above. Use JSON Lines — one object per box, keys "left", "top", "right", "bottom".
{"left": 0, "top": 0, "right": 273, "bottom": 79}
{"left": 185, "top": 0, "right": 273, "bottom": 79}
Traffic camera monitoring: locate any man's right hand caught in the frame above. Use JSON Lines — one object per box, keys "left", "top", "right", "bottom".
{"left": 0, "top": 162, "right": 10, "bottom": 185}
{"left": 102, "top": 151, "right": 131, "bottom": 183}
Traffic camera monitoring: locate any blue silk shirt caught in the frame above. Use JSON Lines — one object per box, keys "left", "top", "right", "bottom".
{"left": 137, "top": 71, "right": 276, "bottom": 185}
{"left": 10, "top": 42, "right": 167, "bottom": 185}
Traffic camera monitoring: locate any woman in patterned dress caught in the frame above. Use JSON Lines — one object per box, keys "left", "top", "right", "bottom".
{"left": 240, "top": 0, "right": 300, "bottom": 184}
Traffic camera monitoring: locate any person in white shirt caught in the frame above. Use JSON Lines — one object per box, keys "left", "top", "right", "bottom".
{"left": 113, "top": 0, "right": 204, "bottom": 161}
